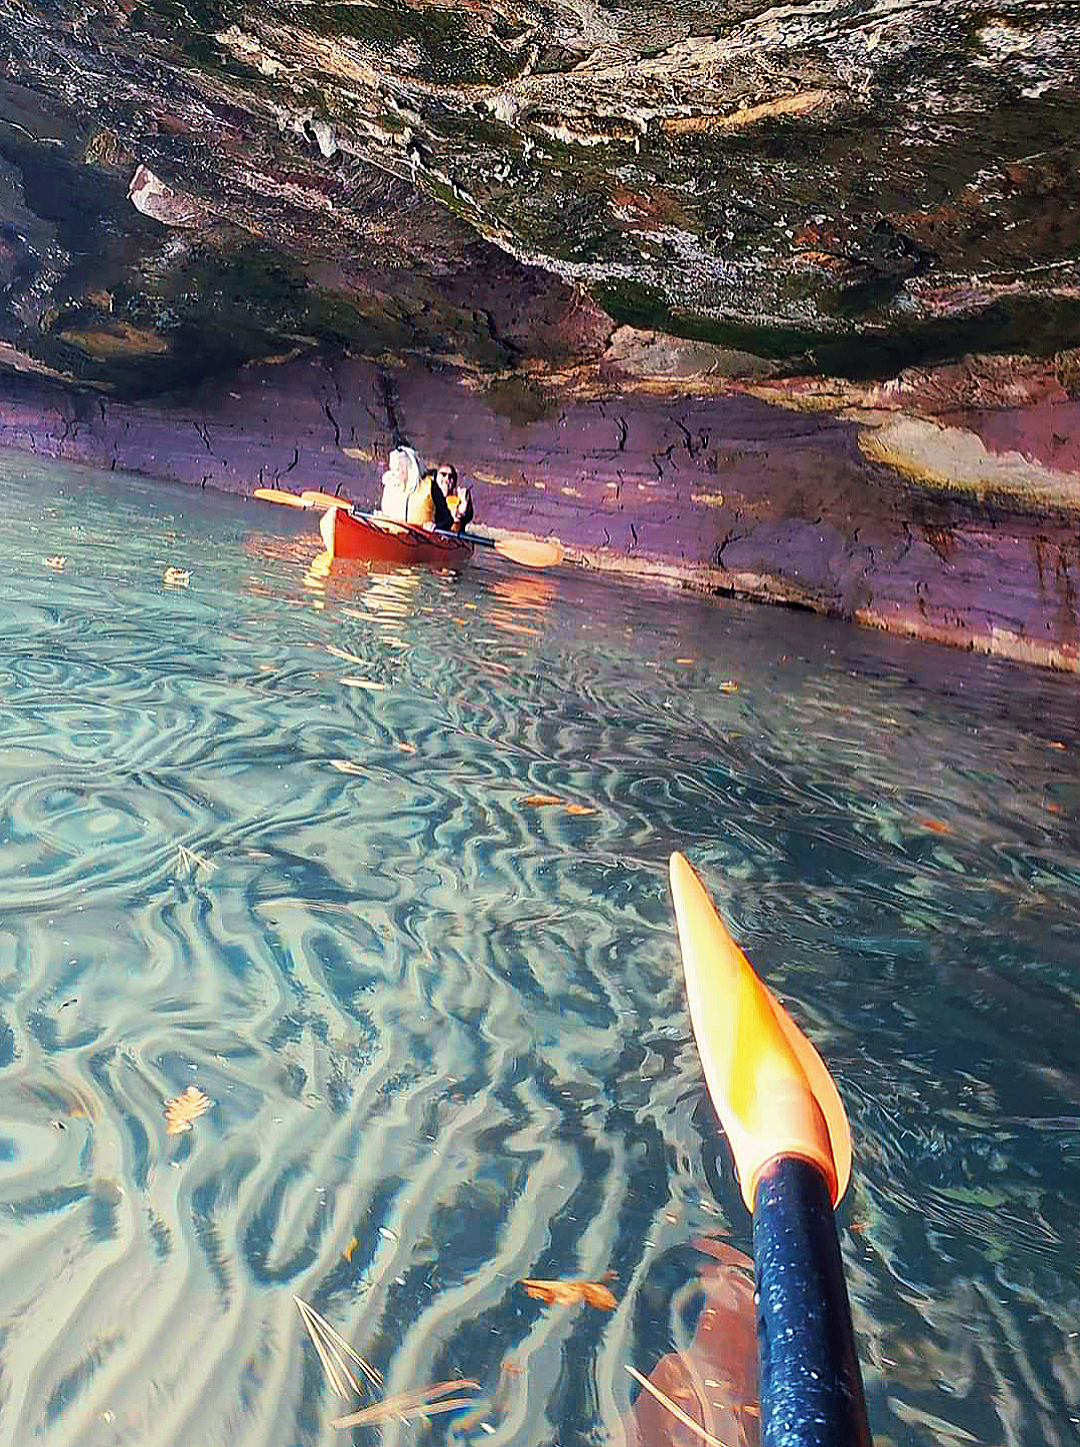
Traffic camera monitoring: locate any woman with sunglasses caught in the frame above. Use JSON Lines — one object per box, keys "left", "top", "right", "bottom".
{"left": 435, "top": 464, "right": 474, "bottom": 534}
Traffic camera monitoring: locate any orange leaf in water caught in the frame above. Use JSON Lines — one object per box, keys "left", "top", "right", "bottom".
{"left": 165, "top": 1085, "right": 213, "bottom": 1134}
{"left": 565, "top": 803, "right": 597, "bottom": 816}
{"left": 916, "top": 816, "right": 951, "bottom": 834}
{"left": 523, "top": 794, "right": 565, "bottom": 807}
{"left": 395, "top": 742, "right": 416, "bottom": 754}
{"left": 43, "top": 556, "right": 65, "bottom": 569}
{"left": 522, "top": 1276, "right": 617, "bottom": 1310}
{"left": 719, "top": 680, "right": 738, "bottom": 693}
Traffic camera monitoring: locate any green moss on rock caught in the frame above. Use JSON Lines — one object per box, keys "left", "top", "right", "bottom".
{"left": 485, "top": 374, "right": 558, "bottom": 425}
{"left": 300, "top": 2, "right": 524, "bottom": 86}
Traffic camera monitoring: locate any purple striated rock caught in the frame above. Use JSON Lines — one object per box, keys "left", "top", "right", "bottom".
{"left": 1, "top": 356, "right": 1077, "bottom": 672}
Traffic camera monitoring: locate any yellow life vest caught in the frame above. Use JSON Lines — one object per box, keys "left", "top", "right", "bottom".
{"left": 380, "top": 447, "right": 431, "bottom": 525}
{"left": 381, "top": 474, "right": 437, "bottom": 526}
{"left": 403, "top": 479, "right": 436, "bottom": 526}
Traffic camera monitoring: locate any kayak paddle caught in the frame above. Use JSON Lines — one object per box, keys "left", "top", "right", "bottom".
{"left": 300, "top": 490, "right": 351, "bottom": 508}
{"left": 669, "top": 852, "right": 872, "bottom": 1447}
{"left": 253, "top": 487, "right": 311, "bottom": 508}
{"left": 299, "top": 493, "right": 564, "bottom": 569}
{"left": 457, "top": 528, "right": 564, "bottom": 568}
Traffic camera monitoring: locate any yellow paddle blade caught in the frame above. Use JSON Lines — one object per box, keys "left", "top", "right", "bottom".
{"left": 492, "top": 535, "right": 564, "bottom": 568}
{"left": 301, "top": 490, "right": 351, "bottom": 509}
{"left": 669, "top": 852, "right": 852, "bottom": 1212}
{"left": 254, "top": 487, "right": 309, "bottom": 508}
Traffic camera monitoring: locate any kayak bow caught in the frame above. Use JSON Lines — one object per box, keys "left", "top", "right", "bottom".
{"left": 669, "top": 852, "right": 872, "bottom": 1447}
{"left": 319, "top": 505, "right": 474, "bottom": 566}
{"left": 315, "top": 500, "right": 563, "bottom": 569}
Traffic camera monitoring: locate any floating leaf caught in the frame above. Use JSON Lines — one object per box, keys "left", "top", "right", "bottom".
{"left": 329, "top": 759, "right": 365, "bottom": 775}
{"left": 165, "top": 1085, "right": 213, "bottom": 1134}
{"left": 719, "top": 680, "right": 738, "bottom": 693}
{"left": 395, "top": 742, "right": 416, "bottom": 754}
{"left": 164, "top": 567, "right": 191, "bottom": 586}
{"left": 916, "top": 816, "right": 951, "bottom": 834}
{"left": 43, "top": 556, "right": 65, "bottom": 569}
{"left": 675, "top": 657, "right": 693, "bottom": 664}
{"left": 523, "top": 794, "right": 595, "bottom": 815}
{"left": 342, "top": 1235, "right": 358, "bottom": 1262}
{"left": 522, "top": 1276, "right": 617, "bottom": 1310}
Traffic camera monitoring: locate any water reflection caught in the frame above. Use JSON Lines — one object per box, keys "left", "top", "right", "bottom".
{"left": 627, "top": 1237, "right": 759, "bottom": 1447}
{"left": 1, "top": 456, "right": 1079, "bottom": 1447}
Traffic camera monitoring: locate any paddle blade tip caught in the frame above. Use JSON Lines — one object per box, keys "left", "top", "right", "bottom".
{"left": 668, "top": 852, "right": 852, "bottom": 1211}
{"left": 253, "top": 488, "right": 310, "bottom": 508}
{"left": 496, "top": 536, "right": 565, "bottom": 568}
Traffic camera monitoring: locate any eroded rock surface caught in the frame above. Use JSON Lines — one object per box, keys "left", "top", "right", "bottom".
{"left": 3, "top": 1, "right": 1080, "bottom": 394}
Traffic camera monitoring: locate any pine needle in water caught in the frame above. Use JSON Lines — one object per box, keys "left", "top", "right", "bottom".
{"left": 326, "top": 643, "right": 366, "bottom": 667}
{"left": 331, "top": 1381, "right": 482, "bottom": 1430}
{"left": 625, "top": 1366, "right": 725, "bottom": 1447}
{"left": 294, "top": 1297, "right": 383, "bottom": 1399}
{"left": 176, "top": 842, "right": 215, "bottom": 876}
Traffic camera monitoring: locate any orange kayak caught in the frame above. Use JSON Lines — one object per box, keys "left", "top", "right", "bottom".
{"left": 319, "top": 506, "right": 474, "bottom": 566}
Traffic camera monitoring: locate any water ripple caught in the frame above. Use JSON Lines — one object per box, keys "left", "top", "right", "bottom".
{"left": 1, "top": 456, "right": 1079, "bottom": 1446}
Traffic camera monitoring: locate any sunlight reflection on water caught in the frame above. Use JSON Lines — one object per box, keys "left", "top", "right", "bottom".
{"left": 1, "top": 454, "right": 1079, "bottom": 1447}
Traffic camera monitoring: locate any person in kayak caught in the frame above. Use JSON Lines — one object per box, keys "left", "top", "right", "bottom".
{"left": 419, "top": 467, "right": 456, "bottom": 531}
{"left": 378, "top": 447, "right": 453, "bottom": 530}
{"left": 436, "top": 464, "right": 474, "bottom": 533}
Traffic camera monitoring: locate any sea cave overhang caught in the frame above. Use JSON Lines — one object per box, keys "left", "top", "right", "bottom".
{"left": 1, "top": 2, "right": 1079, "bottom": 398}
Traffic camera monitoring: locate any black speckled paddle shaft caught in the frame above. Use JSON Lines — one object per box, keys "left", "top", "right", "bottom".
{"left": 752, "top": 1157, "right": 873, "bottom": 1447}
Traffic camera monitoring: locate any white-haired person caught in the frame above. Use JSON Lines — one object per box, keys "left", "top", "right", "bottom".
{"left": 378, "top": 446, "right": 453, "bottom": 530}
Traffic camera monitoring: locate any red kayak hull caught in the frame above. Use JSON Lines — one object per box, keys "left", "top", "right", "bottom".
{"left": 320, "top": 507, "right": 474, "bottom": 566}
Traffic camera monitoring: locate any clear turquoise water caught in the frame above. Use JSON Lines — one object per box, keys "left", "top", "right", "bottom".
{"left": 1, "top": 453, "right": 1079, "bottom": 1447}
